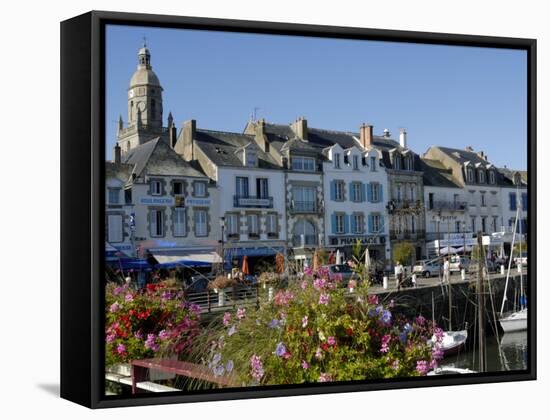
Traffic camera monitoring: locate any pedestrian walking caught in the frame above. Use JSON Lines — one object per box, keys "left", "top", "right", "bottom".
{"left": 411, "top": 272, "right": 417, "bottom": 288}
{"left": 443, "top": 257, "right": 451, "bottom": 284}
{"left": 394, "top": 261, "right": 404, "bottom": 291}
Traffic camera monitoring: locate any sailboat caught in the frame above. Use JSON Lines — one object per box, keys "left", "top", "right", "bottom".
{"left": 499, "top": 189, "right": 527, "bottom": 333}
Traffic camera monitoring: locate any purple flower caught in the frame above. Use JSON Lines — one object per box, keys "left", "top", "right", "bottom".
{"left": 318, "top": 373, "right": 332, "bottom": 382}
{"left": 275, "top": 342, "right": 287, "bottom": 357}
{"left": 416, "top": 360, "right": 429, "bottom": 375}
{"left": 250, "top": 354, "right": 264, "bottom": 381}
{"left": 300, "top": 280, "right": 308, "bottom": 290}
{"left": 134, "top": 330, "right": 143, "bottom": 340}
{"left": 109, "top": 302, "right": 120, "bottom": 313}
{"left": 106, "top": 333, "right": 116, "bottom": 343}
{"left": 319, "top": 293, "right": 330, "bottom": 305}
{"left": 380, "top": 334, "right": 391, "bottom": 353}
{"left": 124, "top": 293, "right": 134, "bottom": 303}
{"left": 416, "top": 315, "right": 426, "bottom": 326}
{"left": 301, "top": 360, "right": 309, "bottom": 370}
{"left": 313, "top": 278, "right": 327, "bottom": 290}
{"left": 327, "top": 336, "right": 336, "bottom": 346}
{"left": 116, "top": 343, "right": 126, "bottom": 354}
{"left": 380, "top": 309, "right": 392, "bottom": 325}
{"left": 237, "top": 307, "right": 246, "bottom": 320}
{"left": 303, "top": 266, "right": 313, "bottom": 276}
{"left": 158, "top": 329, "right": 170, "bottom": 340}
{"left": 432, "top": 343, "right": 444, "bottom": 361}
{"left": 189, "top": 303, "right": 201, "bottom": 315}
{"left": 223, "top": 312, "right": 232, "bottom": 327}
{"left": 226, "top": 360, "right": 234, "bottom": 373}
{"left": 268, "top": 319, "right": 280, "bottom": 329}
{"left": 113, "top": 286, "right": 123, "bottom": 296}
{"left": 160, "top": 290, "right": 173, "bottom": 301}
{"left": 144, "top": 333, "right": 160, "bottom": 352}
{"left": 434, "top": 327, "right": 445, "bottom": 342}
{"left": 213, "top": 365, "right": 225, "bottom": 377}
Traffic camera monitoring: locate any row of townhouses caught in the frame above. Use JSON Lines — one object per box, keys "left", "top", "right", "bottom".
{"left": 105, "top": 45, "right": 528, "bottom": 273}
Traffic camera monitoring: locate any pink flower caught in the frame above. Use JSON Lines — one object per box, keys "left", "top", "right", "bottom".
{"left": 318, "top": 373, "right": 332, "bottom": 382}
{"left": 302, "top": 316, "right": 308, "bottom": 328}
{"left": 250, "top": 354, "right": 264, "bottom": 381}
{"left": 301, "top": 360, "right": 309, "bottom": 370}
{"left": 124, "top": 293, "right": 134, "bottom": 303}
{"left": 158, "top": 329, "right": 170, "bottom": 340}
{"left": 313, "top": 277, "right": 326, "bottom": 290}
{"left": 303, "top": 266, "right": 313, "bottom": 276}
{"left": 318, "top": 293, "right": 330, "bottom": 305}
{"left": 237, "top": 307, "right": 246, "bottom": 320}
{"left": 434, "top": 327, "right": 445, "bottom": 342}
{"left": 416, "top": 360, "right": 429, "bottom": 375}
{"left": 223, "top": 312, "right": 232, "bottom": 327}
{"left": 106, "top": 333, "right": 116, "bottom": 343}
{"left": 116, "top": 343, "right": 126, "bottom": 354}
{"left": 368, "top": 295, "right": 379, "bottom": 305}
{"left": 274, "top": 290, "right": 294, "bottom": 305}
{"left": 380, "top": 334, "right": 391, "bottom": 353}
{"left": 300, "top": 280, "right": 308, "bottom": 290}
{"left": 416, "top": 315, "right": 426, "bottom": 326}
{"left": 109, "top": 302, "right": 120, "bottom": 313}
{"left": 392, "top": 360, "right": 400, "bottom": 370}
{"left": 315, "top": 347, "right": 323, "bottom": 360}
{"left": 327, "top": 336, "right": 336, "bottom": 346}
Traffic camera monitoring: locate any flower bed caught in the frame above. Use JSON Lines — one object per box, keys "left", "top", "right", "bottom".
{"left": 200, "top": 267, "right": 443, "bottom": 386}
{"left": 105, "top": 282, "right": 201, "bottom": 368}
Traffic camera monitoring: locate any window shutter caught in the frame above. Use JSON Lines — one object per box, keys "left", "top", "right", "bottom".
{"left": 330, "top": 181, "right": 336, "bottom": 201}
{"left": 360, "top": 183, "right": 366, "bottom": 202}
{"left": 522, "top": 193, "right": 527, "bottom": 211}
{"left": 150, "top": 210, "right": 157, "bottom": 236}
{"left": 344, "top": 214, "right": 350, "bottom": 233}
{"left": 509, "top": 193, "right": 516, "bottom": 211}
{"left": 108, "top": 215, "right": 123, "bottom": 243}
{"left": 368, "top": 215, "right": 374, "bottom": 233}
{"left": 349, "top": 182, "right": 354, "bottom": 201}
{"left": 331, "top": 213, "right": 337, "bottom": 234}
{"left": 350, "top": 214, "right": 356, "bottom": 233}
{"left": 379, "top": 185, "right": 383, "bottom": 203}
{"left": 367, "top": 183, "right": 373, "bottom": 202}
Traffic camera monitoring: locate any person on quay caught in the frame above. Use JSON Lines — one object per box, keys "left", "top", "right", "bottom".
{"left": 394, "top": 261, "right": 404, "bottom": 291}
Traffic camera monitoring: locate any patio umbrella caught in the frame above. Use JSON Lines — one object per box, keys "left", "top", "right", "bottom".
{"left": 275, "top": 253, "right": 285, "bottom": 274}
{"left": 241, "top": 255, "right": 250, "bottom": 275}
{"left": 312, "top": 250, "right": 319, "bottom": 272}
{"left": 364, "top": 248, "right": 371, "bottom": 269}
{"left": 336, "top": 249, "right": 341, "bottom": 265}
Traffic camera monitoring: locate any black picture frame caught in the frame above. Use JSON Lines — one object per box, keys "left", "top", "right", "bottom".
{"left": 60, "top": 10, "right": 537, "bottom": 409}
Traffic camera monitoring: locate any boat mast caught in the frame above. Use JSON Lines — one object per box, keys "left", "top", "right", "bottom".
{"left": 447, "top": 218, "right": 452, "bottom": 331}
{"left": 499, "top": 204, "right": 519, "bottom": 316}
{"left": 518, "top": 184, "right": 525, "bottom": 310}
{"left": 477, "top": 231, "right": 487, "bottom": 373}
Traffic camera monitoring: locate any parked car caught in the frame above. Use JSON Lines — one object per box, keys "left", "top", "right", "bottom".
{"left": 449, "top": 256, "right": 470, "bottom": 272}
{"left": 413, "top": 259, "right": 441, "bottom": 278}
{"left": 322, "top": 264, "right": 358, "bottom": 286}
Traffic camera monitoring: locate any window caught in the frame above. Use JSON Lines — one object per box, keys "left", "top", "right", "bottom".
{"left": 372, "top": 183, "right": 381, "bottom": 202}
{"left": 394, "top": 155, "right": 402, "bottom": 170}
{"left": 335, "top": 214, "right": 345, "bottom": 234}
{"left": 481, "top": 217, "right": 487, "bottom": 233}
{"left": 353, "top": 214, "right": 364, "bottom": 233}
{"left": 489, "top": 170, "right": 496, "bottom": 184}
{"left": 409, "top": 184, "right": 415, "bottom": 201}
{"left": 372, "top": 214, "right": 382, "bottom": 233}
{"left": 172, "top": 181, "right": 183, "bottom": 195}
{"left": 492, "top": 216, "right": 499, "bottom": 233}
{"left": 150, "top": 209, "right": 164, "bottom": 237}
{"left": 257, "top": 178, "right": 269, "bottom": 198}
{"left": 150, "top": 180, "right": 162, "bottom": 196}
{"left": 247, "top": 214, "right": 259, "bottom": 237}
{"left": 335, "top": 181, "right": 345, "bottom": 201}
{"left": 509, "top": 192, "right": 517, "bottom": 211}
{"left": 404, "top": 156, "right": 413, "bottom": 171}
{"left": 173, "top": 208, "right": 186, "bottom": 236}
{"left": 351, "top": 182, "right": 362, "bottom": 202}
{"left": 245, "top": 150, "right": 257, "bottom": 167}
{"left": 480, "top": 192, "right": 486, "bottom": 207}
{"left": 266, "top": 214, "right": 278, "bottom": 236}
{"left": 293, "top": 219, "right": 317, "bottom": 246}
{"left": 455, "top": 221, "right": 461, "bottom": 232}
{"left": 292, "top": 156, "right": 315, "bottom": 171}
{"left": 107, "top": 214, "right": 123, "bottom": 243}
{"left": 466, "top": 167, "right": 474, "bottom": 183}
{"left": 478, "top": 170, "right": 485, "bottom": 183}
{"left": 471, "top": 216, "right": 476, "bottom": 233}
{"left": 370, "top": 156, "right": 377, "bottom": 171}
{"left": 428, "top": 193, "right": 434, "bottom": 210}
{"left": 521, "top": 193, "right": 528, "bottom": 211}
{"left": 352, "top": 155, "right": 359, "bottom": 170}
{"left": 293, "top": 186, "right": 316, "bottom": 212}
{"left": 236, "top": 177, "right": 249, "bottom": 197}
{"left": 334, "top": 153, "right": 341, "bottom": 169}
{"left": 396, "top": 184, "right": 402, "bottom": 202}
{"left": 194, "top": 181, "right": 207, "bottom": 197}
{"left": 108, "top": 188, "right": 120, "bottom": 205}
{"left": 151, "top": 99, "right": 156, "bottom": 119}
{"left": 226, "top": 214, "right": 239, "bottom": 236}
{"left": 194, "top": 210, "right": 207, "bottom": 237}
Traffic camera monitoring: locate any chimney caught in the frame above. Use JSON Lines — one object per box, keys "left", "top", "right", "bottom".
{"left": 114, "top": 143, "right": 121, "bottom": 164}
{"left": 477, "top": 150, "right": 487, "bottom": 161}
{"left": 174, "top": 119, "right": 196, "bottom": 161}
{"left": 399, "top": 128, "right": 407, "bottom": 149}
{"left": 359, "top": 123, "right": 373, "bottom": 149}
{"left": 291, "top": 117, "right": 308, "bottom": 141}
{"left": 383, "top": 128, "right": 391, "bottom": 138}
{"left": 255, "top": 118, "right": 269, "bottom": 152}
{"left": 465, "top": 146, "right": 474, "bottom": 152}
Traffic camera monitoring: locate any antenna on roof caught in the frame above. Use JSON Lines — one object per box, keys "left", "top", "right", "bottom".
{"left": 252, "top": 106, "right": 261, "bottom": 121}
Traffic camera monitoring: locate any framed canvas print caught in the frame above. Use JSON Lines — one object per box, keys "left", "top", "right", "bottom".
{"left": 60, "top": 11, "right": 536, "bottom": 408}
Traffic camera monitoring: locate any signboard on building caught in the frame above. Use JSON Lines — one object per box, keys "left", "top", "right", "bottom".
{"left": 330, "top": 235, "right": 385, "bottom": 246}
{"left": 185, "top": 197, "right": 212, "bottom": 206}
{"left": 139, "top": 196, "right": 175, "bottom": 206}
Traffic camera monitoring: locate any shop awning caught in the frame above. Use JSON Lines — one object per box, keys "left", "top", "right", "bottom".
{"left": 151, "top": 248, "right": 222, "bottom": 268}
{"left": 225, "top": 246, "right": 284, "bottom": 258}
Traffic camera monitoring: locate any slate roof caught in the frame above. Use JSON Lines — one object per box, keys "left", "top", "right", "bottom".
{"left": 123, "top": 137, "right": 206, "bottom": 178}
{"left": 436, "top": 146, "right": 490, "bottom": 167}
{"left": 194, "top": 129, "right": 281, "bottom": 169}
{"left": 498, "top": 167, "right": 528, "bottom": 187}
{"left": 420, "top": 158, "right": 462, "bottom": 188}
{"left": 105, "top": 161, "right": 133, "bottom": 184}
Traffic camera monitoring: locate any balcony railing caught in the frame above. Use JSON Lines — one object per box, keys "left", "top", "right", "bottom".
{"left": 233, "top": 195, "right": 274, "bottom": 208}
{"left": 390, "top": 229, "right": 426, "bottom": 240}
{"left": 289, "top": 200, "right": 321, "bottom": 214}
{"left": 427, "top": 200, "right": 468, "bottom": 211}
{"left": 387, "top": 200, "right": 423, "bottom": 213}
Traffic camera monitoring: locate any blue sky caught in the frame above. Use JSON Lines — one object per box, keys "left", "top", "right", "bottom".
{"left": 106, "top": 25, "right": 527, "bottom": 169}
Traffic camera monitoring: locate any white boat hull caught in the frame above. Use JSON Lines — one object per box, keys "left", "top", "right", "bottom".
{"left": 499, "top": 309, "right": 528, "bottom": 333}
{"left": 429, "top": 330, "right": 468, "bottom": 357}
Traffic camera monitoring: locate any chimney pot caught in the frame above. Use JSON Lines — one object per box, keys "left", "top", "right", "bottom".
{"left": 360, "top": 123, "right": 374, "bottom": 149}
{"left": 399, "top": 128, "right": 407, "bottom": 149}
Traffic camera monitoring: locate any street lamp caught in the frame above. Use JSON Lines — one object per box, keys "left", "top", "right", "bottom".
{"left": 435, "top": 213, "right": 442, "bottom": 281}
{"left": 461, "top": 220, "right": 467, "bottom": 259}
{"left": 219, "top": 217, "right": 225, "bottom": 273}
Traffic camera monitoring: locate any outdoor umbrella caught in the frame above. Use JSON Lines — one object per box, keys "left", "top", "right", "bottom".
{"left": 364, "top": 248, "right": 371, "bottom": 268}
{"left": 275, "top": 253, "right": 285, "bottom": 274}
{"left": 336, "top": 249, "right": 341, "bottom": 265}
{"left": 312, "top": 250, "right": 319, "bottom": 272}
{"left": 241, "top": 255, "right": 250, "bottom": 275}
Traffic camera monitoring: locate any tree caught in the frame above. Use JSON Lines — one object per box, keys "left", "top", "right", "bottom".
{"left": 392, "top": 242, "right": 415, "bottom": 266}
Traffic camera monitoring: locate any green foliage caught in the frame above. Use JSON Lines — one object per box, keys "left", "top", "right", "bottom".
{"left": 392, "top": 242, "right": 415, "bottom": 265}
{"left": 194, "top": 267, "right": 440, "bottom": 386}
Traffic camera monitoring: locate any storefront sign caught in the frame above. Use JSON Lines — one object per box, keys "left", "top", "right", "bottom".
{"left": 139, "top": 196, "right": 175, "bottom": 206}
{"left": 185, "top": 197, "right": 212, "bottom": 206}
{"left": 331, "top": 236, "right": 384, "bottom": 246}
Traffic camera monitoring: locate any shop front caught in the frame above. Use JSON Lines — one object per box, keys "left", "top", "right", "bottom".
{"left": 326, "top": 234, "right": 389, "bottom": 265}
{"left": 224, "top": 242, "right": 286, "bottom": 274}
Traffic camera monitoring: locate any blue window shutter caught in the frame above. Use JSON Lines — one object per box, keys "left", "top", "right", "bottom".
{"left": 361, "top": 183, "right": 366, "bottom": 202}
{"left": 350, "top": 214, "right": 356, "bottom": 233}
{"left": 379, "top": 185, "right": 383, "bottom": 203}
{"left": 509, "top": 193, "right": 517, "bottom": 211}
{"left": 331, "top": 213, "right": 337, "bottom": 234}
{"left": 522, "top": 193, "right": 528, "bottom": 211}
{"left": 330, "top": 181, "right": 336, "bottom": 201}
{"left": 367, "top": 183, "right": 373, "bottom": 202}
{"left": 349, "top": 182, "right": 354, "bottom": 201}
{"left": 344, "top": 214, "right": 350, "bottom": 233}
{"left": 379, "top": 216, "right": 385, "bottom": 233}
{"left": 368, "top": 215, "right": 373, "bottom": 233}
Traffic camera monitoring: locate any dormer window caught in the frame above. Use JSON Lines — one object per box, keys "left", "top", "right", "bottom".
{"left": 334, "top": 153, "right": 341, "bottom": 169}
{"left": 244, "top": 149, "right": 258, "bottom": 167}
{"left": 466, "top": 167, "right": 474, "bottom": 183}
{"left": 403, "top": 155, "right": 413, "bottom": 171}
{"left": 292, "top": 156, "right": 316, "bottom": 171}
{"left": 478, "top": 169, "right": 486, "bottom": 183}
{"left": 394, "top": 155, "right": 402, "bottom": 170}
{"left": 488, "top": 170, "right": 496, "bottom": 185}
{"left": 370, "top": 156, "right": 377, "bottom": 171}
{"left": 352, "top": 155, "right": 359, "bottom": 170}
